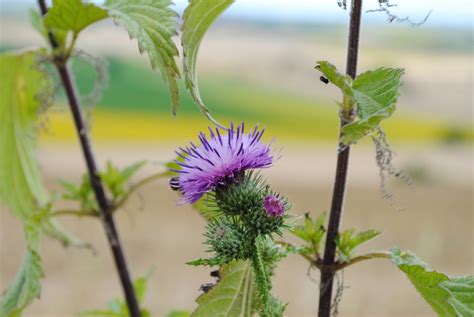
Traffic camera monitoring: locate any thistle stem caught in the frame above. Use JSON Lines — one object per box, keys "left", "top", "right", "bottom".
{"left": 251, "top": 238, "right": 272, "bottom": 317}
{"left": 318, "top": 1, "right": 363, "bottom": 316}
{"left": 37, "top": 1, "right": 142, "bottom": 316}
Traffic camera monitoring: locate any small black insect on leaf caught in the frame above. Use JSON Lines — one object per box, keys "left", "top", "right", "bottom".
{"left": 320, "top": 76, "right": 329, "bottom": 84}
{"left": 199, "top": 282, "right": 215, "bottom": 293}
{"left": 210, "top": 269, "right": 220, "bottom": 280}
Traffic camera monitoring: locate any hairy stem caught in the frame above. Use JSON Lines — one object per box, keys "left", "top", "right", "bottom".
{"left": 37, "top": 1, "right": 142, "bottom": 316}
{"left": 318, "top": 1, "right": 363, "bottom": 316}
{"left": 251, "top": 239, "right": 271, "bottom": 316}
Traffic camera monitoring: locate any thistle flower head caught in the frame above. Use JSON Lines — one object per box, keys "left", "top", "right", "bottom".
{"left": 263, "top": 195, "right": 285, "bottom": 217}
{"left": 172, "top": 123, "right": 273, "bottom": 204}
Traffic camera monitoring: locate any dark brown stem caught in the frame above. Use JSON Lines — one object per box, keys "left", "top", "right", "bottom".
{"left": 318, "top": 1, "right": 363, "bottom": 316}
{"left": 37, "top": 2, "right": 142, "bottom": 316}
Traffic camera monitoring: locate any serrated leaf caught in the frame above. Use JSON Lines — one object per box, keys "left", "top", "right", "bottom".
{"left": 104, "top": 0, "right": 180, "bottom": 114}
{"left": 315, "top": 62, "right": 404, "bottom": 144}
{"left": 342, "top": 67, "right": 404, "bottom": 144}
{"left": 440, "top": 276, "right": 474, "bottom": 316}
{"left": 0, "top": 210, "right": 48, "bottom": 317}
{"left": 0, "top": 50, "right": 49, "bottom": 220}
{"left": 44, "top": 0, "right": 108, "bottom": 36}
{"left": 391, "top": 248, "right": 474, "bottom": 317}
{"left": 192, "top": 260, "right": 257, "bottom": 317}
{"left": 0, "top": 50, "right": 81, "bottom": 315}
{"left": 0, "top": 250, "right": 43, "bottom": 317}
{"left": 181, "top": 0, "right": 234, "bottom": 122}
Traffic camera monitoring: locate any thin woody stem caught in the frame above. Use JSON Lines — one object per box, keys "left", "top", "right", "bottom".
{"left": 318, "top": 1, "right": 363, "bottom": 316}
{"left": 37, "top": 1, "right": 142, "bottom": 316}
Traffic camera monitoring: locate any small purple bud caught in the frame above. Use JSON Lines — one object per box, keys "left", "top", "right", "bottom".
{"left": 263, "top": 195, "right": 285, "bottom": 217}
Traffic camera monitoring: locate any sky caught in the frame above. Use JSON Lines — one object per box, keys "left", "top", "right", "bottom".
{"left": 1, "top": 0, "right": 472, "bottom": 28}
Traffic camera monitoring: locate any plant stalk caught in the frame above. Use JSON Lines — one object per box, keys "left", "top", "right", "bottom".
{"left": 37, "top": 2, "right": 142, "bottom": 316}
{"left": 318, "top": 1, "right": 363, "bottom": 316}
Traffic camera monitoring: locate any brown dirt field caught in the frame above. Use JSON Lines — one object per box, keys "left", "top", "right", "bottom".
{"left": 1, "top": 144, "right": 472, "bottom": 317}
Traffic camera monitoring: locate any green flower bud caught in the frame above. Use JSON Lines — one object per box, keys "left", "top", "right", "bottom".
{"left": 204, "top": 217, "right": 251, "bottom": 263}
{"left": 215, "top": 172, "right": 289, "bottom": 236}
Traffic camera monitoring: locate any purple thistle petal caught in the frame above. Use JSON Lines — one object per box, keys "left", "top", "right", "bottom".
{"left": 172, "top": 122, "right": 273, "bottom": 204}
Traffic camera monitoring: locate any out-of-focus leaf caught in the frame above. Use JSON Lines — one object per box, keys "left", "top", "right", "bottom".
{"left": 0, "top": 210, "right": 48, "bottom": 317}
{"left": 0, "top": 50, "right": 49, "bottom": 220}
{"left": 181, "top": 0, "right": 234, "bottom": 122}
{"left": 100, "top": 161, "right": 146, "bottom": 199}
{"left": 59, "top": 175, "right": 96, "bottom": 211}
{"left": 30, "top": 8, "right": 68, "bottom": 50}
{"left": 0, "top": 250, "right": 43, "bottom": 317}
{"left": 0, "top": 52, "right": 50, "bottom": 317}
{"left": 44, "top": 0, "right": 108, "bottom": 36}
{"left": 290, "top": 212, "right": 326, "bottom": 256}
{"left": 391, "top": 247, "right": 474, "bottom": 317}
{"left": 191, "top": 260, "right": 257, "bottom": 317}
{"left": 0, "top": 50, "right": 82, "bottom": 316}
{"left": 336, "top": 229, "right": 381, "bottom": 261}
{"left": 104, "top": 0, "right": 180, "bottom": 114}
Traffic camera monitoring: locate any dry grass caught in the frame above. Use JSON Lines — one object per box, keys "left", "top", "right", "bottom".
{"left": 1, "top": 144, "right": 472, "bottom": 317}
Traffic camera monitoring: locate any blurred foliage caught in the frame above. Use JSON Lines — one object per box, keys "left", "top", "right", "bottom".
{"left": 35, "top": 56, "right": 470, "bottom": 143}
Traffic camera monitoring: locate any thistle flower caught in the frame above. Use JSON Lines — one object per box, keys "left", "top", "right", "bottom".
{"left": 172, "top": 123, "right": 273, "bottom": 204}
{"left": 263, "top": 195, "right": 285, "bottom": 217}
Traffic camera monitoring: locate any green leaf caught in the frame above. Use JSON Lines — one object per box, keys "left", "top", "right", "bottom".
{"left": 104, "top": 0, "right": 180, "bottom": 114}
{"left": 336, "top": 229, "right": 381, "bottom": 261}
{"left": 342, "top": 67, "right": 404, "bottom": 144}
{"left": 192, "top": 260, "right": 257, "bottom": 317}
{"left": 0, "top": 50, "right": 50, "bottom": 220}
{"left": 0, "top": 50, "right": 81, "bottom": 315}
{"left": 315, "top": 61, "right": 404, "bottom": 144}
{"left": 290, "top": 212, "right": 326, "bottom": 256}
{"left": 181, "top": 0, "right": 234, "bottom": 122}
{"left": 42, "top": 217, "right": 92, "bottom": 249}
{"left": 44, "top": 0, "right": 108, "bottom": 36}
{"left": 30, "top": 8, "right": 68, "bottom": 50}
{"left": 0, "top": 250, "right": 43, "bottom": 317}
{"left": 100, "top": 161, "right": 146, "bottom": 199}
{"left": 59, "top": 175, "right": 97, "bottom": 211}
{"left": 0, "top": 209, "right": 48, "bottom": 317}
{"left": 315, "top": 61, "right": 352, "bottom": 95}
{"left": 391, "top": 248, "right": 474, "bottom": 317}
{"left": 440, "top": 277, "right": 474, "bottom": 316}
{"left": 29, "top": 8, "right": 46, "bottom": 36}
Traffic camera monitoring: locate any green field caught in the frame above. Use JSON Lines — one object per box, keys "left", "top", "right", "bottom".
{"left": 62, "top": 56, "right": 472, "bottom": 143}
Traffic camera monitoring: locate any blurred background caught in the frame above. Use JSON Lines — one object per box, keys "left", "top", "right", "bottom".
{"left": 0, "top": 0, "right": 472, "bottom": 316}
